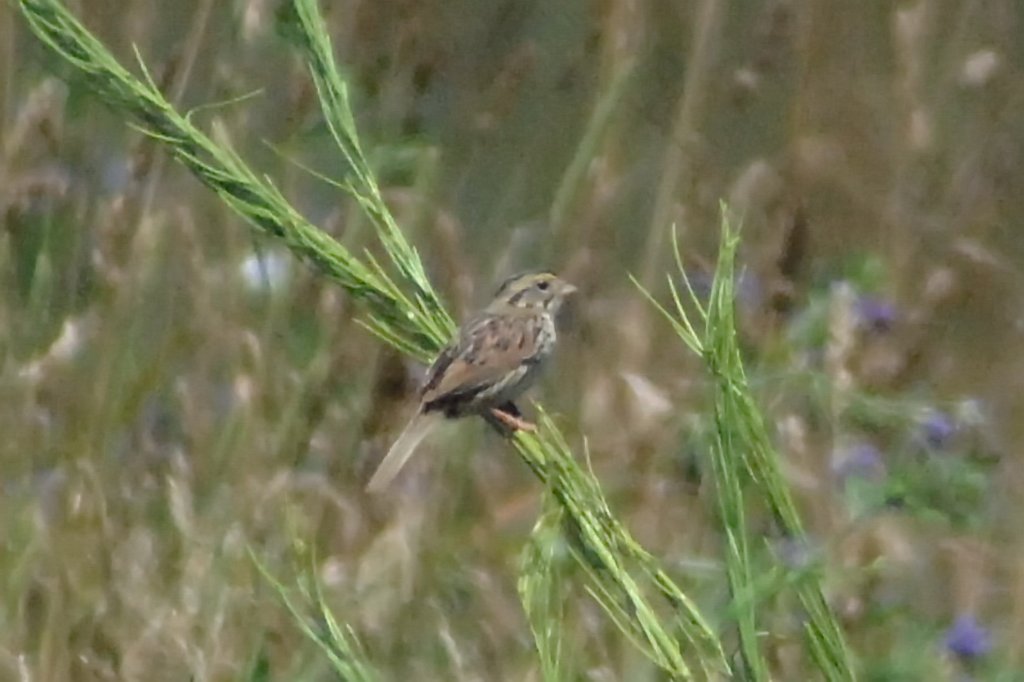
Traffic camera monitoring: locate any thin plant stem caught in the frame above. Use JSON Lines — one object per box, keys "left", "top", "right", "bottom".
{"left": 19, "top": 0, "right": 729, "bottom": 678}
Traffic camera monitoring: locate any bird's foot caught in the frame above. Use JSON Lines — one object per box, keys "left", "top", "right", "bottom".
{"left": 489, "top": 407, "right": 537, "bottom": 432}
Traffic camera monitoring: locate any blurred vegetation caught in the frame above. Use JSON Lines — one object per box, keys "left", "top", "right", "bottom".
{"left": 4, "top": 0, "right": 1024, "bottom": 680}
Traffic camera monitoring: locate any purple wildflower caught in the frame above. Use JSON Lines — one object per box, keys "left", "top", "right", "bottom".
{"left": 921, "top": 410, "right": 957, "bottom": 449}
{"left": 855, "top": 296, "right": 898, "bottom": 333}
{"left": 832, "top": 442, "right": 885, "bottom": 482}
{"left": 774, "top": 536, "right": 816, "bottom": 571}
{"left": 944, "top": 615, "right": 992, "bottom": 660}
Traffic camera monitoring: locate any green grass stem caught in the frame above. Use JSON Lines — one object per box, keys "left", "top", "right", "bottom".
{"left": 19, "top": 0, "right": 728, "bottom": 678}
{"left": 637, "top": 209, "right": 859, "bottom": 680}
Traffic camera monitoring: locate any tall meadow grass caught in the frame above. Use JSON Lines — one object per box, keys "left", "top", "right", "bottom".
{"left": 6, "top": 0, "right": 1023, "bottom": 680}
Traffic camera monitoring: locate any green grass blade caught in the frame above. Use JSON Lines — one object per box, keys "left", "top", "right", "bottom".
{"left": 18, "top": 0, "right": 730, "bottom": 677}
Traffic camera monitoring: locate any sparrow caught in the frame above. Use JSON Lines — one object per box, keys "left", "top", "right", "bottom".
{"left": 366, "top": 271, "right": 577, "bottom": 491}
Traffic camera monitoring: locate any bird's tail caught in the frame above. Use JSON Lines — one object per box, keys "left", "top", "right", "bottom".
{"left": 366, "top": 411, "right": 441, "bottom": 492}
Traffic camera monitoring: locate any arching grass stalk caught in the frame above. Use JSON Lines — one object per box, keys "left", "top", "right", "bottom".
{"left": 19, "top": 0, "right": 728, "bottom": 678}
{"left": 634, "top": 208, "right": 858, "bottom": 681}
{"left": 518, "top": 500, "right": 570, "bottom": 681}
{"left": 252, "top": 549, "right": 380, "bottom": 682}
{"left": 18, "top": 0, "right": 449, "bottom": 362}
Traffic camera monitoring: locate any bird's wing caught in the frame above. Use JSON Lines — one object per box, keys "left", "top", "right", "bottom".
{"left": 421, "top": 312, "right": 542, "bottom": 406}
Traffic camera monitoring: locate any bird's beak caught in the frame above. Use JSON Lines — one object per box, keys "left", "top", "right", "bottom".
{"left": 561, "top": 282, "right": 579, "bottom": 296}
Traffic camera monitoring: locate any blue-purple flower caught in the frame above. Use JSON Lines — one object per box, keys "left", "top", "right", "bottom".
{"left": 944, "top": 614, "right": 992, "bottom": 660}
{"left": 773, "top": 536, "right": 816, "bottom": 571}
{"left": 832, "top": 442, "right": 885, "bottom": 482}
{"left": 920, "top": 409, "right": 957, "bottom": 449}
{"left": 855, "top": 296, "right": 898, "bottom": 333}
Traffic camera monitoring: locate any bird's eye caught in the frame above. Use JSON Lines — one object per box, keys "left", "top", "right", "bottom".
{"left": 537, "top": 280, "right": 550, "bottom": 291}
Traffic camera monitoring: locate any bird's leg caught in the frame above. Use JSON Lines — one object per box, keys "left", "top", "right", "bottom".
{"left": 482, "top": 403, "right": 513, "bottom": 436}
{"left": 489, "top": 403, "right": 537, "bottom": 432}
{"left": 481, "top": 401, "right": 535, "bottom": 436}
{"left": 500, "top": 401, "right": 522, "bottom": 418}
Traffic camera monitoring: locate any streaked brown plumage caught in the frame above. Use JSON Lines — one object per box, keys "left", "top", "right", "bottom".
{"left": 366, "top": 272, "right": 577, "bottom": 492}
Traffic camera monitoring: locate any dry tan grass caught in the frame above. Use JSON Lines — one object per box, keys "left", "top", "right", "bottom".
{"left": 3, "top": 1, "right": 1024, "bottom": 679}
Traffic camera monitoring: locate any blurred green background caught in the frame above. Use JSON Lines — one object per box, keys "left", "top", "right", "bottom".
{"left": 3, "top": 1, "right": 1024, "bottom": 679}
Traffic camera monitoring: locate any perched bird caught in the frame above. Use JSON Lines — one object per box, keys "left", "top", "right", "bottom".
{"left": 366, "top": 271, "right": 577, "bottom": 492}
